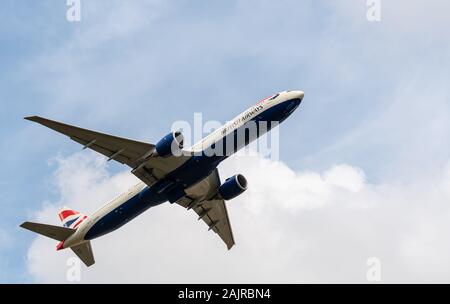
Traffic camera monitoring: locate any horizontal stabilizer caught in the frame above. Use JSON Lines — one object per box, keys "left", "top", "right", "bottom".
{"left": 20, "top": 221, "right": 76, "bottom": 241}
{"left": 71, "top": 241, "right": 95, "bottom": 267}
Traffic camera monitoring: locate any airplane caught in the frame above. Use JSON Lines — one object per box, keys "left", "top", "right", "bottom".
{"left": 20, "top": 90, "right": 304, "bottom": 267}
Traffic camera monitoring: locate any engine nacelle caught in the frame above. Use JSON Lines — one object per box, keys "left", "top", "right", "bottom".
{"left": 218, "top": 174, "right": 248, "bottom": 200}
{"left": 155, "top": 131, "right": 184, "bottom": 157}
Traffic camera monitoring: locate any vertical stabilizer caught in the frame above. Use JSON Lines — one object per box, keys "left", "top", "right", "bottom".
{"left": 58, "top": 207, "right": 87, "bottom": 229}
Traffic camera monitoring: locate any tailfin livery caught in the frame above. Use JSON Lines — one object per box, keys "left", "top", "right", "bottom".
{"left": 58, "top": 207, "right": 87, "bottom": 229}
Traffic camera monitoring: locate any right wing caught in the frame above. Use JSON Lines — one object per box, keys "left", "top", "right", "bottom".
{"left": 192, "top": 198, "right": 235, "bottom": 250}
{"left": 176, "top": 169, "right": 235, "bottom": 250}
{"left": 25, "top": 116, "right": 191, "bottom": 187}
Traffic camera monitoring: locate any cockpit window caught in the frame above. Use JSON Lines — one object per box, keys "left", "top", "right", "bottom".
{"left": 268, "top": 93, "right": 279, "bottom": 101}
{"left": 256, "top": 93, "right": 279, "bottom": 105}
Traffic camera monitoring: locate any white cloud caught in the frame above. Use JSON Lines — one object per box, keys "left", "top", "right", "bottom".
{"left": 25, "top": 152, "right": 450, "bottom": 283}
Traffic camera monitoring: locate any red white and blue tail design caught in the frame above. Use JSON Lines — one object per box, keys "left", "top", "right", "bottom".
{"left": 58, "top": 207, "right": 87, "bottom": 229}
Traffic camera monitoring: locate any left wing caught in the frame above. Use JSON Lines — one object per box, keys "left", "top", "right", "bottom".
{"left": 193, "top": 198, "right": 235, "bottom": 250}
{"left": 176, "top": 169, "right": 235, "bottom": 250}
{"left": 25, "top": 116, "right": 190, "bottom": 187}
{"left": 25, "top": 116, "right": 154, "bottom": 168}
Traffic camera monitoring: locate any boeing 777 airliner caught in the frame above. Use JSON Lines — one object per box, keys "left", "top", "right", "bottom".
{"left": 21, "top": 90, "right": 304, "bottom": 266}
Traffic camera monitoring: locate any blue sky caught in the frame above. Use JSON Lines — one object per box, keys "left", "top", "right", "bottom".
{"left": 1, "top": 1, "right": 450, "bottom": 283}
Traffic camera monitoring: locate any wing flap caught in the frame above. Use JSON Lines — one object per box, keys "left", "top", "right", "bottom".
{"left": 194, "top": 199, "right": 235, "bottom": 249}
{"left": 71, "top": 136, "right": 132, "bottom": 165}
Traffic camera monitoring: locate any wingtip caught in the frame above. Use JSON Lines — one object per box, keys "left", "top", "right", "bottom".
{"left": 24, "top": 116, "right": 40, "bottom": 122}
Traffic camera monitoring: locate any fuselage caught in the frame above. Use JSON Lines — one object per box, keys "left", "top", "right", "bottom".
{"left": 62, "top": 90, "right": 304, "bottom": 249}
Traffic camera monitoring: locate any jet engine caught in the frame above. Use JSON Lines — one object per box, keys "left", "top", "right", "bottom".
{"left": 154, "top": 131, "right": 184, "bottom": 157}
{"left": 218, "top": 174, "right": 248, "bottom": 200}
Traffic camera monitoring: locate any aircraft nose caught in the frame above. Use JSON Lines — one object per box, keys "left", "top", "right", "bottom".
{"left": 294, "top": 90, "right": 305, "bottom": 100}
{"left": 282, "top": 92, "right": 303, "bottom": 117}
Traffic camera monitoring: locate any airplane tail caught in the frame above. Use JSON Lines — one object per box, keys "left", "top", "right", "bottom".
{"left": 20, "top": 206, "right": 95, "bottom": 267}
{"left": 58, "top": 206, "right": 88, "bottom": 229}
